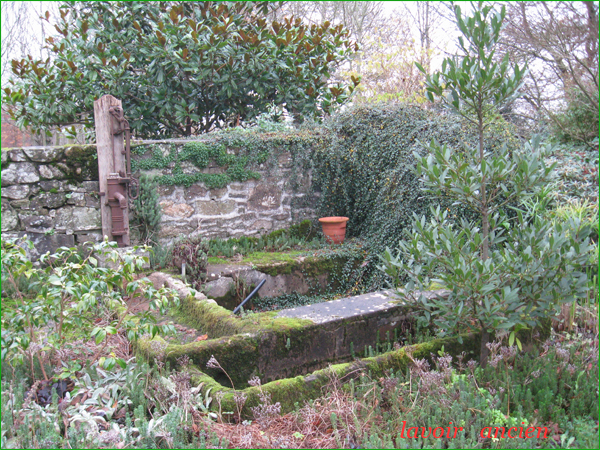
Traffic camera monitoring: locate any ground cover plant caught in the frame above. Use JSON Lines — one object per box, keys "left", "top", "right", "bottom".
{"left": 0, "top": 237, "right": 179, "bottom": 380}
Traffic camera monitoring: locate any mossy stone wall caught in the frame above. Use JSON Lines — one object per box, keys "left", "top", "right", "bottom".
{"left": 1, "top": 132, "right": 320, "bottom": 256}
{"left": 1, "top": 145, "right": 101, "bottom": 257}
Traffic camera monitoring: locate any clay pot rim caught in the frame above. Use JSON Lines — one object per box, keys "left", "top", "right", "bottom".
{"left": 318, "top": 216, "right": 349, "bottom": 223}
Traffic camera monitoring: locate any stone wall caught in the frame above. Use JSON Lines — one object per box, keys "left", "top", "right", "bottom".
{"left": 1, "top": 137, "right": 317, "bottom": 257}
{"left": 148, "top": 139, "right": 316, "bottom": 243}
{"left": 1, "top": 145, "right": 101, "bottom": 257}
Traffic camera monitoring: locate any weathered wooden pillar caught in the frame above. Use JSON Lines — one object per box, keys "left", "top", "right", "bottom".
{"left": 94, "top": 95, "right": 130, "bottom": 246}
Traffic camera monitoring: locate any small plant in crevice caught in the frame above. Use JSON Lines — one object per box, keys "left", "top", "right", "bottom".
{"left": 170, "top": 235, "right": 209, "bottom": 290}
{"left": 232, "top": 275, "right": 251, "bottom": 308}
{"left": 206, "top": 355, "right": 240, "bottom": 424}
{"left": 247, "top": 376, "right": 281, "bottom": 430}
{"left": 207, "top": 355, "right": 236, "bottom": 392}
{"left": 148, "top": 241, "right": 173, "bottom": 270}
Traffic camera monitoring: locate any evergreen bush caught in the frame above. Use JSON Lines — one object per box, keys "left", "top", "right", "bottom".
{"left": 378, "top": 2, "right": 594, "bottom": 366}
{"left": 132, "top": 174, "right": 162, "bottom": 245}
{"left": 551, "top": 87, "right": 599, "bottom": 147}
{"left": 311, "top": 103, "right": 519, "bottom": 291}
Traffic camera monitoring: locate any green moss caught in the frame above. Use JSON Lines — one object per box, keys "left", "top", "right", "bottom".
{"left": 240, "top": 313, "right": 313, "bottom": 334}
{"left": 62, "top": 144, "right": 99, "bottom": 182}
{"left": 173, "top": 295, "right": 242, "bottom": 337}
{"left": 166, "top": 334, "right": 261, "bottom": 388}
{"left": 239, "top": 253, "right": 350, "bottom": 279}
{"left": 138, "top": 291, "right": 551, "bottom": 419}
{"left": 207, "top": 257, "right": 227, "bottom": 265}
{"left": 172, "top": 294, "right": 312, "bottom": 339}
{"left": 253, "top": 260, "right": 299, "bottom": 276}
{"left": 207, "top": 248, "right": 307, "bottom": 268}
{"left": 240, "top": 251, "right": 304, "bottom": 267}
{"left": 183, "top": 332, "right": 482, "bottom": 419}
{"left": 300, "top": 255, "right": 349, "bottom": 279}
{"left": 207, "top": 250, "right": 350, "bottom": 279}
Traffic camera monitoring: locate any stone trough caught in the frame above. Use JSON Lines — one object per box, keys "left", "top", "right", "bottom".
{"left": 140, "top": 272, "right": 481, "bottom": 417}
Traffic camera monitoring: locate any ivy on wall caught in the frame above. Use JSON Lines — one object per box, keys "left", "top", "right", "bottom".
{"left": 310, "top": 103, "right": 520, "bottom": 291}
{"left": 131, "top": 142, "right": 261, "bottom": 189}
{"left": 130, "top": 130, "right": 324, "bottom": 190}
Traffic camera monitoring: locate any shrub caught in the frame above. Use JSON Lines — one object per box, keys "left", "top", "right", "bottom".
{"left": 1, "top": 237, "right": 178, "bottom": 379}
{"left": 170, "top": 235, "right": 209, "bottom": 290}
{"left": 551, "top": 87, "right": 599, "bottom": 147}
{"left": 131, "top": 174, "right": 162, "bottom": 245}
{"left": 327, "top": 335, "right": 598, "bottom": 449}
{"left": 311, "top": 102, "right": 519, "bottom": 292}
{"left": 378, "top": 3, "right": 593, "bottom": 366}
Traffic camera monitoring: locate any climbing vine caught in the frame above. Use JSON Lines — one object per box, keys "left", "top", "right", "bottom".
{"left": 309, "top": 103, "right": 520, "bottom": 292}
{"left": 130, "top": 129, "right": 322, "bottom": 190}
{"left": 131, "top": 142, "right": 262, "bottom": 189}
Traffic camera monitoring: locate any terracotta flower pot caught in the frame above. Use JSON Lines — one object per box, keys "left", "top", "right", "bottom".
{"left": 319, "top": 216, "right": 349, "bottom": 244}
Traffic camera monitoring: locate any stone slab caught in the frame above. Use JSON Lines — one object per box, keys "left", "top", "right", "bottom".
{"left": 276, "top": 289, "right": 448, "bottom": 324}
{"left": 276, "top": 291, "right": 403, "bottom": 324}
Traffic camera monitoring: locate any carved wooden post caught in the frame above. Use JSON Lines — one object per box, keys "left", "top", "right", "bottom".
{"left": 94, "top": 95, "right": 130, "bottom": 246}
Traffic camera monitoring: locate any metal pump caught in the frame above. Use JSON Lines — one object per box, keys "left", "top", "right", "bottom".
{"left": 104, "top": 105, "right": 138, "bottom": 247}
{"left": 106, "top": 173, "right": 130, "bottom": 247}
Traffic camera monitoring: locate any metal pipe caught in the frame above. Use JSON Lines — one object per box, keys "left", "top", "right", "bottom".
{"left": 113, "top": 190, "right": 127, "bottom": 209}
{"left": 232, "top": 279, "right": 266, "bottom": 315}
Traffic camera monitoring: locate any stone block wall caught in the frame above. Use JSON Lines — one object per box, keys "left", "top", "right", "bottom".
{"left": 1, "top": 136, "right": 318, "bottom": 256}
{"left": 1, "top": 145, "right": 102, "bottom": 257}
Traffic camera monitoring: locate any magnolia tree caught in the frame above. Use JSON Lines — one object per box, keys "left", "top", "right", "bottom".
{"left": 3, "top": 1, "right": 358, "bottom": 138}
{"left": 379, "top": 2, "right": 593, "bottom": 366}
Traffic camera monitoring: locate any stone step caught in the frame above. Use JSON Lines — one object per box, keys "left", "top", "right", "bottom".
{"left": 276, "top": 289, "right": 448, "bottom": 324}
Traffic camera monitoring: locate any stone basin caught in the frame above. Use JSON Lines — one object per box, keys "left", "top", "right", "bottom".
{"left": 201, "top": 253, "right": 349, "bottom": 309}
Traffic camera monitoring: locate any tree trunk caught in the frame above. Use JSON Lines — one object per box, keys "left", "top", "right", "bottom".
{"left": 480, "top": 328, "right": 491, "bottom": 368}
